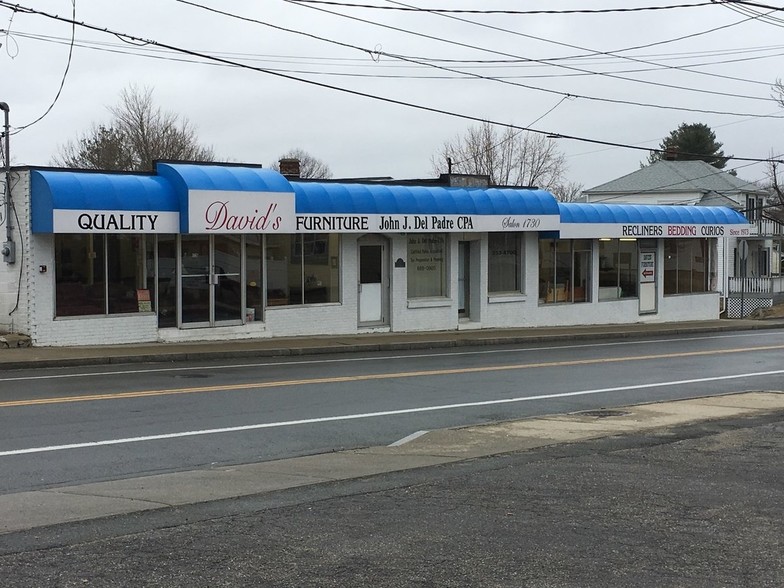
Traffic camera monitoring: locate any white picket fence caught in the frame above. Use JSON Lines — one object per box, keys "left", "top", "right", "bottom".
{"left": 726, "top": 277, "right": 773, "bottom": 318}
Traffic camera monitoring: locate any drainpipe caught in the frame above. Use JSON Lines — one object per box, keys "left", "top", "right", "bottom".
{"left": 0, "top": 102, "right": 13, "bottom": 264}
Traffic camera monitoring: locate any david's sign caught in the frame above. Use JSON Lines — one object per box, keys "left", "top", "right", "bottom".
{"left": 187, "top": 189, "right": 296, "bottom": 233}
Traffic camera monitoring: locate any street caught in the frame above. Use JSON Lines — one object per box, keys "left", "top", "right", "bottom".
{"left": 2, "top": 329, "right": 784, "bottom": 494}
{"left": 1, "top": 406, "right": 783, "bottom": 587}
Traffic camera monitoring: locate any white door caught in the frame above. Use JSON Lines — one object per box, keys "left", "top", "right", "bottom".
{"left": 359, "top": 242, "right": 387, "bottom": 324}
{"left": 639, "top": 249, "right": 657, "bottom": 314}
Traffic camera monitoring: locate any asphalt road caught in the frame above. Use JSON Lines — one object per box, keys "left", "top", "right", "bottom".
{"left": 2, "top": 329, "right": 784, "bottom": 494}
{"left": 1, "top": 410, "right": 782, "bottom": 587}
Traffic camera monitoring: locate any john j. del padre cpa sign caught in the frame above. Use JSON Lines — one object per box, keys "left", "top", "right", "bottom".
{"left": 295, "top": 214, "right": 554, "bottom": 233}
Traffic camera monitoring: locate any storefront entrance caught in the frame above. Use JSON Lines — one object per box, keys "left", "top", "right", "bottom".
{"left": 358, "top": 236, "right": 389, "bottom": 326}
{"left": 639, "top": 247, "right": 658, "bottom": 314}
{"left": 180, "top": 235, "right": 243, "bottom": 326}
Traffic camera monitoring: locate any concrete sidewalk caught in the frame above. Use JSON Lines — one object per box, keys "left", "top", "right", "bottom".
{"left": 2, "top": 318, "right": 784, "bottom": 370}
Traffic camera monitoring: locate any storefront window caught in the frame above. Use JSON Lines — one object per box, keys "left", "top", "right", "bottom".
{"left": 246, "top": 235, "right": 263, "bottom": 321}
{"left": 538, "top": 239, "right": 591, "bottom": 304}
{"left": 598, "top": 239, "right": 638, "bottom": 300}
{"left": 488, "top": 233, "right": 522, "bottom": 294}
{"left": 157, "top": 235, "right": 177, "bottom": 327}
{"left": 407, "top": 234, "right": 447, "bottom": 298}
{"left": 55, "top": 234, "right": 153, "bottom": 317}
{"left": 664, "top": 238, "right": 715, "bottom": 295}
{"left": 107, "top": 235, "right": 146, "bottom": 314}
{"left": 265, "top": 234, "right": 340, "bottom": 306}
{"left": 55, "top": 235, "right": 106, "bottom": 316}
{"left": 302, "top": 234, "right": 340, "bottom": 304}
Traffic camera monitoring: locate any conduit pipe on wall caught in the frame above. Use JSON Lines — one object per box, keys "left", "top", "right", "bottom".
{"left": 0, "top": 102, "right": 13, "bottom": 264}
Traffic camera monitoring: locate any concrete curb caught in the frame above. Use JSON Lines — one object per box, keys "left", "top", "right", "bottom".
{"left": 2, "top": 321, "right": 783, "bottom": 370}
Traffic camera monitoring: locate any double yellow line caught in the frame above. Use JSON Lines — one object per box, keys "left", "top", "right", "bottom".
{"left": 2, "top": 344, "right": 783, "bottom": 409}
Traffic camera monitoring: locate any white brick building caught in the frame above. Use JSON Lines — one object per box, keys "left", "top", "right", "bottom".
{"left": 0, "top": 162, "right": 750, "bottom": 347}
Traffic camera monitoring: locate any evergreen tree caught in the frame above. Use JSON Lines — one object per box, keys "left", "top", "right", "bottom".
{"left": 646, "top": 122, "right": 729, "bottom": 169}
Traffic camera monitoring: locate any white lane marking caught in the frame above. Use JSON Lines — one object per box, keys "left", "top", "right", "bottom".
{"left": 2, "top": 368, "right": 783, "bottom": 458}
{"left": 0, "top": 331, "right": 779, "bottom": 383}
{"left": 389, "top": 430, "right": 429, "bottom": 447}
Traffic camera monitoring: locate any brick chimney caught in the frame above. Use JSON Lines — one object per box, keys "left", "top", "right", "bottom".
{"left": 278, "top": 158, "right": 301, "bottom": 178}
{"left": 664, "top": 146, "right": 679, "bottom": 161}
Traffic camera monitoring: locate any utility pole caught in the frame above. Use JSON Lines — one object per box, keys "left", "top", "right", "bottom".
{"left": 0, "top": 102, "right": 13, "bottom": 264}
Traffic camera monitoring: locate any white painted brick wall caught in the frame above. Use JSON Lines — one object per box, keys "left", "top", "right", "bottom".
{"left": 0, "top": 170, "right": 31, "bottom": 335}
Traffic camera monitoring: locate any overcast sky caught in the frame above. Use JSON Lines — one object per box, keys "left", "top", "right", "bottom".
{"left": 2, "top": 0, "right": 783, "bottom": 190}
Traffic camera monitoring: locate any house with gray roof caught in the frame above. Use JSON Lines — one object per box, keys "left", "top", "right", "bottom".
{"left": 582, "top": 160, "right": 767, "bottom": 208}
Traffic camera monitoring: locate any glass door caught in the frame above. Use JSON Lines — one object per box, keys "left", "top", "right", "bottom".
{"left": 179, "top": 235, "right": 244, "bottom": 327}
{"left": 213, "top": 235, "right": 243, "bottom": 324}
{"left": 180, "top": 235, "right": 211, "bottom": 326}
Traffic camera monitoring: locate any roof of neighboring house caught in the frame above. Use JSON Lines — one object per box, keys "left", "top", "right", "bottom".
{"left": 583, "top": 160, "right": 768, "bottom": 197}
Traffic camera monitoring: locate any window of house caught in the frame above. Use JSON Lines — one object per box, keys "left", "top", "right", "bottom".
{"left": 745, "top": 195, "right": 763, "bottom": 222}
{"left": 663, "top": 238, "right": 715, "bottom": 295}
{"left": 598, "top": 239, "right": 638, "bottom": 300}
{"left": 538, "top": 239, "right": 591, "bottom": 304}
{"left": 265, "top": 234, "right": 340, "bottom": 306}
{"left": 55, "top": 234, "right": 153, "bottom": 317}
{"left": 407, "top": 234, "right": 447, "bottom": 298}
{"left": 488, "top": 233, "right": 523, "bottom": 294}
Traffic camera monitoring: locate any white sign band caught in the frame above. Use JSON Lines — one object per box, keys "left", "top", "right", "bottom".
{"left": 53, "top": 210, "right": 180, "bottom": 233}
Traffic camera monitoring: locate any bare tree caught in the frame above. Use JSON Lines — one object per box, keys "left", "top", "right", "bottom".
{"left": 549, "top": 180, "right": 584, "bottom": 203}
{"left": 766, "top": 157, "right": 783, "bottom": 206}
{"left": 271, "top": 148, "right": 332, "bottom": 179}
{"left": 773, "top": 78, "right": 784, "bottom": 108}
{"left": 430, "top": 122, "right": 573, "bottom": 191}
{"left": 53, "top": 85, "right": 215, "bottom": 171}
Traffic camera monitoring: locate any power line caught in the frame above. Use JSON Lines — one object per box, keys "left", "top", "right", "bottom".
{"left": 170, "top": 0, "right": 783, "bottom": 117}
{"left": 718, "top": 0, "right": 784, "bottom": 27}
{"left": 281, "top": 0, "right": 778, "bottom": 107}
{"left": 288, "top": 1, "right": 722, "bottom": 14}
{"left": 12, "top": 0, "right": 76, "bottom": 133}
{"left": 1, "top": 1, "right": 782, "bottom": 166}
{"left": 374, "top": 0, "right": 778, "bottom": 96}
{"left": 587, "top": 156, "right": 780, "bottom": 203}
{"left": 10, "top": 27, "right": 784, "bottom": 85}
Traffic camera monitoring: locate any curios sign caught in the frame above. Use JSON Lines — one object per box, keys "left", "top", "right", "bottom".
{"left": 560, "top": 223, "right": 752, "bottom": 239}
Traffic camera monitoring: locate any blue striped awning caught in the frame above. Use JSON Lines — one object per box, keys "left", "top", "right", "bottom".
{"left": 31, "top": 170, "right": 179, "bottom": 233}
{"left": 558, "top": 202, "right": 750, "bottom": 238}
{"left": 29, "top": 163, "right": 748, "bottom": 237}
{"left": 291, "top": 182, "right": 560, "bottom": 217}
{"left": 155, "top": 163, "right": 561, "bottom": 233}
